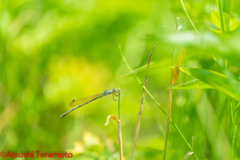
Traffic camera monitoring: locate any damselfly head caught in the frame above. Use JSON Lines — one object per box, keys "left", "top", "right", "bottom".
{"left": 113, "top": 88, "right": 117, "bottom": 92}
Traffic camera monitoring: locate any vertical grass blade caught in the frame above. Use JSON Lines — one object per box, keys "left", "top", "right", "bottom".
{"left": 163, "top": 49, "right": 185, "bottom": 160}
{"left": 118, "top": 89, "right": 123, "bottom": 160}
{"left": 216, "top": 0, "right": 225, "bottom": 34}
{"left": 163, "top": 83, "right": 173, "bottom": 160}
{"left": 131, "top": 43, "right": 158, "bottom": 160}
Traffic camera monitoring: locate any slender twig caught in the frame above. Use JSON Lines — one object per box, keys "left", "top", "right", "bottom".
{"left": 131, "top": 42, "right": 158, "bottom": 160}
{"left": 119, "top": 45, "right": 198, "bottom": 160}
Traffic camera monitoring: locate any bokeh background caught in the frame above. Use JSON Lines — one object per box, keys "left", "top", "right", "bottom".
{"left": 1, "top": 0, "right": 240, "bottom": 159}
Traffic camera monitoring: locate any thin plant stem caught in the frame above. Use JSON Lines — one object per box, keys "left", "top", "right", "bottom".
{"left": 227, "top": 98, "right": 230, "bottom": 140}
{"left": 216, "top": 0, "right": 225, "bottom": 34}
{"left": 131, "top": 42, "right": 158, "bottom": 160}
{"left": 232, "top": 125, "right": 237, "bottom": 158}
{"left": 105, "top": 114, "right": 123, "bottom": 159}
{"left": 119, "top": 45, "right": 199, "bottom": 160}
{"left": 118, "top": 88, "right": 121, "bottom": 120}
{"left": 163, "top": 49, "right": 184, "bottom": 159}
{"left": 204, "top": 105, "right": 207, "bottom": 160}
{"left": 223, "top": 0, "right": 230, "bottom": 14}
{"left": 118, "top": 89, "right": 123, "bottom": 160}
{"left": 172, "top": 17, "right": 179, "bottom": 68}
{"left": 233, "top": 102, "right": 240, "bottom": 116}
{"left": 163, "top": 84, "right": 173, "bottom": 160}
{"left": 118, "top": 122, "right": 123, "bottom": 160}
{"left": 171, "top": 17, "right": 179, "bottom": 150}
{"left": 230, "top": 102, "right": 237, "bottom": 158}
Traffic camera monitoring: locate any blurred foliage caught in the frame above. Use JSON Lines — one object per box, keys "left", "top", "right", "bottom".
{"left": 0, "top": 0, "right": 240, "bottom": 160}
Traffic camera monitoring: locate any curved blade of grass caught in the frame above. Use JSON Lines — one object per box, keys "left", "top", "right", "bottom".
{"left": 172, "top": 79, "right": 214, "bottom": 89}
{"left": 121, "top": 57, "right": 172, "bottom": 78}
{"left": 179, "top": 67, "right": 240, "bottom": 101}
{"left": 121, "top": 62, "right": 155, "bottom": 78}
{"left": 119, "top": 45, "right": 198, "bottom": 160}
{"left": 180, "top": 0, "right": 199, "bottom": 35}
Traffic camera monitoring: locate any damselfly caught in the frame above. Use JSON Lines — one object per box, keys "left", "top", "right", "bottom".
{"left": 60, "top": 88, "right": 119, "bottom": 117}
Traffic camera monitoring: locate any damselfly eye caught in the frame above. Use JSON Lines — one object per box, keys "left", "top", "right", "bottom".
{"left": 113, "top": 88, "right": 117, "bottom": 92}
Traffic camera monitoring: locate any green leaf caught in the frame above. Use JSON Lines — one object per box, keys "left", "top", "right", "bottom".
{"left": 172, "top": 79, "right": 214, "bottom": 90}
{"left": 211, "top": 10, "right": 221, "bottom": 29}
{"left": 180, "top": 67, "right": 240, "bottom": 101}
{"left": 229, "top": 17, "right": 240, "bottom": 32}
{"left": 210, "top": 10, "right": 240, "bottom": 33}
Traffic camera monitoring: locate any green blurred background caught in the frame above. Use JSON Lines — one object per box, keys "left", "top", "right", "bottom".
{"left": 0, "top": 0, "right": 240, "bottom": 159}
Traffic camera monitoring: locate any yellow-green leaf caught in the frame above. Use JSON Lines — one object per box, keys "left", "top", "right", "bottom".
{"left": 180, "top": 67, "right": 240, "bottom": 101}
{"left": 172, "top": 79, "right": 214, "bottom": 90}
